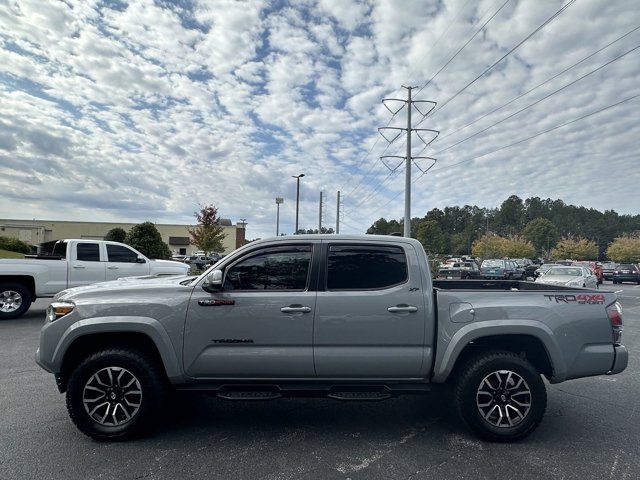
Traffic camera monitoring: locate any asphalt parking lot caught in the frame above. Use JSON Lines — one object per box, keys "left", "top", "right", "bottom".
{"left": 1, "top": 282, "right": 639, "bottom": 480}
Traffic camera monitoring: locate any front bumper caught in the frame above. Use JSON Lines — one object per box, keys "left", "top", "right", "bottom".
{"left": 608, "top": 345, "right": 628, "bottom": 375}
{"left": 34, "top": 347, "right": 53, "bottom": 373}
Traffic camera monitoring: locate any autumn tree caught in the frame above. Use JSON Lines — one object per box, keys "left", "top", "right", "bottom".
{"left": 472, "top": 235, "right": 507, "bottom": 259}
{"left": 606, "top": 235, "right": 640, "bottom": 263}
{"left": 552, "top": 236, "right": 598, "bottom": 260}
{"left": 502, "top": 236, "right": 536, "bottom": 258}
{"left": 188, "top": 204, "right": 227, "bottom": 255}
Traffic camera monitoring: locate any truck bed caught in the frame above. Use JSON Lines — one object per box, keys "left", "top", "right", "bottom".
{"left": 433, "top": 279, "right": 599, "bottom": 292}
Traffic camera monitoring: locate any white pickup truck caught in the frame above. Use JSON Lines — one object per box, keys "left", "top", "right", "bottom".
{"left": 0, "top": 239, "right": 189, "bottom": 319}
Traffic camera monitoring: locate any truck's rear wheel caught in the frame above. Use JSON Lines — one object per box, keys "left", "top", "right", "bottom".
{"left": 0, "top": 283, "right": 31, "bottom": 320}
{"left": 454, "top": 351, "right": 546, "bottom": 442}
{"left": 66, "top": 348, "right": 167, "bottom": 441}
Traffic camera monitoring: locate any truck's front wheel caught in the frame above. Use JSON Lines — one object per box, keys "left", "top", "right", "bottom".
{"left": 454, "top": 351, "right": 546, "bottom": 442}
{"left": 0, "top": 283, "right": 32, "bottom": 320}
{"left": 66, "top": 348, "right": 167, "bottom": 441}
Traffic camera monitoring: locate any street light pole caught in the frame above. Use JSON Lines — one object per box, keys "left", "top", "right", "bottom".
{"left": 292, "top": 174, "right": 305, "bottom": 234}
{"left": 275, "top": 197, "right": 283, "bottom": 236}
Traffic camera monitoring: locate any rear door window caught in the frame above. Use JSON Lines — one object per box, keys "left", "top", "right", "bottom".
{"left": 76, "top": 243, "right": 100, "bottom": 262}
{"left": 106, "top": 244, "right": 138, "bottom": 263}
{"left": 327, "top": 245, "right": 408, "bottom": 290}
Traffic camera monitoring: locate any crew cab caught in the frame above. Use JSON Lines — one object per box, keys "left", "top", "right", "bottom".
{"left": 35, "top": 235, "right": 627, "bottom": 442}
{"left": 0, "top": 239, "right": 189, "bottom": 319}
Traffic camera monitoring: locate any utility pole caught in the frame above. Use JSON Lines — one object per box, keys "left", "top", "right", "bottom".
{"left": 336, "top": 190, "right": 341, "bottom": 234}
{"left": 378, "top": 87, "right": 438, "bottom": 238}
{"left": 318, "top": 191, "right": 324, "bottom": 232}
{"left": 275, "top": 197, "right": 283, "bottom": 236}
{"left": 292, "top": 174, "right": 305, "bottom": 234}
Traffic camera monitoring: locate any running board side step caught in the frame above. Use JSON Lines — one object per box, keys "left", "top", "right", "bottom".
{"left": 217, "top": 391, "right": 282, "bottom": 400}
{"left": 327, "top": 392, "right": 392, "bottom": 401}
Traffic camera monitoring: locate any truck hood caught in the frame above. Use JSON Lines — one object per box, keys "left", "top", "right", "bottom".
{"left": 55, "top": 274, "right": 196, "bottom": 301}
{"left": 536, "top": 275, "right": 583, "bottom": 285}
{"left": 151, "top": 259, "right": 188, "bottom": 267}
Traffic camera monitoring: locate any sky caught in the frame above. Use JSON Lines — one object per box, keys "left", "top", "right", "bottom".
{"left": 1, "top": 0, "right": 639, "bottom": 239}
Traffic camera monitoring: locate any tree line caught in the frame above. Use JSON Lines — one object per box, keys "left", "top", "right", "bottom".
{"left": 367, "top": 195, "right": 640, "bottom": 261}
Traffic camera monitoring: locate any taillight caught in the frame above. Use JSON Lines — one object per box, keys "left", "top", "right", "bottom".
{"left": 606, "top": 302, "right": 623, "bottom": 345}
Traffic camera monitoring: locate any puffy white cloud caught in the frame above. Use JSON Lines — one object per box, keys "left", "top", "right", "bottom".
{"left": 0, "top": 0, "right": 638, "bottom": 239}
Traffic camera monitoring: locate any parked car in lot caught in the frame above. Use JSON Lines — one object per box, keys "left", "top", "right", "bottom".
{"left": 573, "top": 261, "right": 603, "bottom": 284}
{"left": 0, "top": 239, "right": 189, "bottom": 320}
{"left": 601, "top": 262, "right": 618, "bottom": 281}
{"left": 36, "top": 235, "right": 627, "bottom": 442}
{"left": 534, "top": 263, "right": 560, "bottom": 279}
{"left": 480, "top": 259, "right": 523, "bottom": 279}
{"left": 612, "top": 264, "right": 640, "bottom": 284}
{"left": 513, "top": 258, "right": 538, "bottom": 280}
{"left": 437, "top": 261, "right": 481, "bottom": 279}
{"left": 189, "top": 253, "right": 222, "bottom": 270}
{"left": 535, "top": 266, "right": 598, "bottom": 289}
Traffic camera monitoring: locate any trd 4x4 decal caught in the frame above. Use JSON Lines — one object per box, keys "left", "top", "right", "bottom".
{"left": 543, "top": 294, "right": 605, "bottom": 304}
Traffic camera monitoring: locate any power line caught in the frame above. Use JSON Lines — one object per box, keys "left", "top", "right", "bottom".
{"left": 430, "top": 43, "right": 640, "bottom": 156}
{"left": 429, "top": 0, "right": 578, "bottom": 118}
{"left": 436, "top": 24, "right": 640, "bottom": 142}
{"left": 415, "top": 0, "right": 511, "bottom": 96}
{"left": 344, "top": 0, "right": 509, "bottom": 204}
{"left": 374, "top": 93, "right": 640, "bottom": 211}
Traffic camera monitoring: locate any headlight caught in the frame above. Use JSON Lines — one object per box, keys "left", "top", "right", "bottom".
{"left": 46, "top": 301, "right": 75, "bottom": 322}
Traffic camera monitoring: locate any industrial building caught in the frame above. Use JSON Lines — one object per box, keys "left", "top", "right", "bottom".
{"left": 0, "top": 218, "right": 246, "bottom": 255}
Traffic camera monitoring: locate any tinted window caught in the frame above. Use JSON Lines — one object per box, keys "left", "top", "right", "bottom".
{"left": 107, "top": 244, "right": 138, "bottom": 263}
{"left": 618, "top": 264, "right": 636, "bottom": 270}
{"left": 76, "top": 243, "right": 100, "bottom": 262}
{"left": 482, "top": 260, "right": 505, "bottom": 268}
{"left": 224, "top": 246, "right": 311, "bottom": 290}
{"left": 327, "top": 245, "right": 407, "bottom": 290}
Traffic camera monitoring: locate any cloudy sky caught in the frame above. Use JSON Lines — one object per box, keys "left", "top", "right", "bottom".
{"left": 1, "top": 0, "right": 639, "bottom": 238}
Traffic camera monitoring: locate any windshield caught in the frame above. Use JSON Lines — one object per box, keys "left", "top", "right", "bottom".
{"left": 482, "top": 260, "right": 505, "bottom": 268}
{"left": 546, "top": 267, "right": 583, "bottom": 276}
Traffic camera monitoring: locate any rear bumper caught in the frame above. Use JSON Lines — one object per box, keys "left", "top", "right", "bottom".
{"left": 613, "top": 275, "right": 640, "bottom": 282}
{"left": 608, "top": 345, "right": 628, "bottom": 375}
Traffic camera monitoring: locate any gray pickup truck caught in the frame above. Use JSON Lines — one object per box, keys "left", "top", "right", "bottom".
{"left": 35, "top": 235, "right": 628, "bottom": 442}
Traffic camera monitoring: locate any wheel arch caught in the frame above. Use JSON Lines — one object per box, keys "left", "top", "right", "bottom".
{"left": 55, "top": 318, "right": 184, "bottom": 392}
{"left": 0, "top": 275, "right": 36, "bottom": 301}
{"left": 433, "top": 322, "right": 566, "bottom": 384}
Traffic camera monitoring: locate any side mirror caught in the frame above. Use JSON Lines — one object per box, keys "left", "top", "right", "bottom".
{"left": 202, "top": 269, "right": 223, "bottom": 293}
{"left": 136, "top": 255, "right": 146, "bottom": 264}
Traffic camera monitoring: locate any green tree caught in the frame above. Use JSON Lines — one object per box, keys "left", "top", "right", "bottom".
{"left": 472, "top": 235, "right": 507, "bottom": 259}
{"left": 416, "top": 220, "right": 446, "bottom": 254}
{"left": 522, "top": 218, "right": 558, "bottom": 254}
{"left": 551, "top": 236, "right": 598, "bottom": 260}
{"left": 296, "top": 227, "right": 335, "bottom": 234}
{"left": 366, "top": 218, "right": 402, "bottom": 235}
{"left": 125, "top": 222, "right": 171, "bottom": 259}
{"left": 104, "top": 227, "right": 127, "bottom": 243}
{"left": 0, "top": 236, "right": 31, "bottom": 254}
{"left": 606, "top": 235, "right": 640, "bottom": 263}
{"left": 188, "top": 204, "right": 227, "bottom": 254}
{"left": 497, "top": 195, "right": 525, "bottom": 234}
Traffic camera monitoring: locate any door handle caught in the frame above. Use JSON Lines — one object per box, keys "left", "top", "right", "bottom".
{"left": 281, "top": 305, "right": 312, "bottom": 313}
{"left": 107, "top": 266, "right": 119, "bottom": 270}
{"left": 387, "top": 305, "right": 418, "bottom": 313}
{"left": 72, "top": 265, "right": 85, "bottom": 269}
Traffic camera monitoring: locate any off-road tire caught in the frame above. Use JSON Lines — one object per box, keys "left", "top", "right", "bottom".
{"left": 0, "top": 283, "right": 32, "bottom": 320}
{"left": 66, "top": 348, "right": 167, "bottom": 441}
{"left": 454, "top": 350, "right": 546, "bottom": 442}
